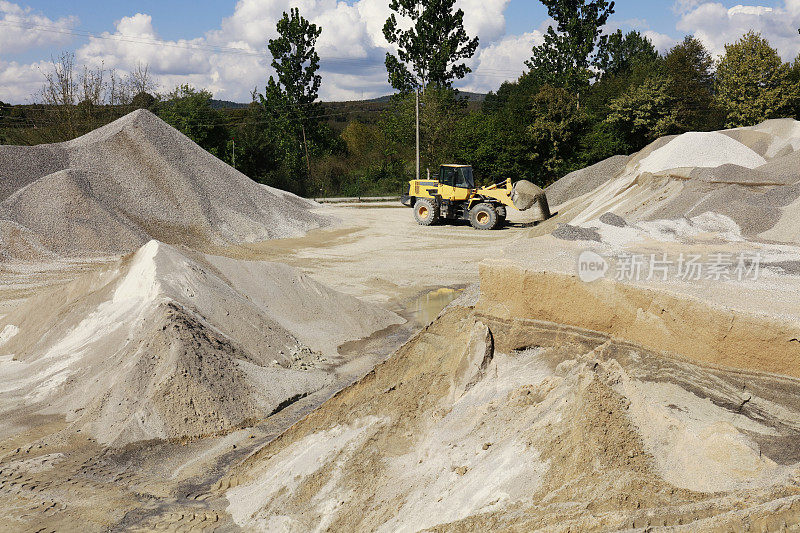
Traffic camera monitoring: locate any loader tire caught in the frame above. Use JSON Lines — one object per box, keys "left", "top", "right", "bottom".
{"left": 469, "top": 203, "right": 499, "bottom": 230}
{"left": 413, "top": 198, "right": 439, "bottom": 226}
{"left": 496, "top": 206, "right": 507, "bottom": 228}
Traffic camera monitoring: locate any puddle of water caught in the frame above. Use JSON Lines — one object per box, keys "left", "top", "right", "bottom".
{"left": 408, "top": 287, "right": 464, "bottom": 326}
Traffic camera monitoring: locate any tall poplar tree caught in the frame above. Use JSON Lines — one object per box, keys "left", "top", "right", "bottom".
{"left": 383, "top": 0, "right": 479, "bottom": 93}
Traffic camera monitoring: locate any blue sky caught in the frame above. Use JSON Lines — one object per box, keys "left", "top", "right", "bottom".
{"left": 1, "top": 0, "right": 799, "bottom": 103}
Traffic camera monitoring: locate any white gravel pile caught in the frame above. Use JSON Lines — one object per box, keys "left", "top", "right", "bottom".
{"left": 0, "top": 240, "right": 403, "bottom": 445}
{"left": 542, "top": 120, "right": 800, "bottom": 243}
{"left": 0, "top": 110, "right": 331, "bottom": 258}
{"left": 638, "top": 132, "right": 767, "bottom": 174}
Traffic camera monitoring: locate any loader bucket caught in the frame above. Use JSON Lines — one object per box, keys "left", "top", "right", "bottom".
{"left": 511, "top": 180, "right": 551, "bottom": 221}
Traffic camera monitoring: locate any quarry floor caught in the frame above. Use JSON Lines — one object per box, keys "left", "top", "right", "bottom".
{"left": 207, "top": 202, "right": 543, "bottom": 308}
{"left": 4, "top": 204, "right": 800, "bottom": 532}
{"left": 0, "top": 204, "right": 545, "bottom": 531}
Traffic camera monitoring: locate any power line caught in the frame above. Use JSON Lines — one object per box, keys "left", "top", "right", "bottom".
{"left": 0, "top": 106, "right": 392, "bottom": 128}
{"left": 0, "top": 20, "right": 528, "bottom": 76}
{"left": 0, "top": 20, "right": 386, "bottom": 67}
{"left": 5, "top": 99, "right": 393, "bottom": 117}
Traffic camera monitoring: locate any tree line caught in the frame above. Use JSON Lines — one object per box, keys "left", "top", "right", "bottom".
{"left": 1, "top": 0, "right": 799, "bottom": 197}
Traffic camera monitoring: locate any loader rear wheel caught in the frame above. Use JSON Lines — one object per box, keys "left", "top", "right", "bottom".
{"left": 413, "top": 198, "right": 439, "bottom": 226}
{"left": 469, "top": 203, "right": 499, "bottom": 230}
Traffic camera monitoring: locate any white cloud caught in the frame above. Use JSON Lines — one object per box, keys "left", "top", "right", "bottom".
{"left": 461, "top": 31, "right": 544, "bottom": 93}
{"left": 673, "top": 0, "right": 705, "bottom": 14}
{"left": 56, "top": 0, "right": 520, "bottom": 102}
{"left": 676, "top": 1, "right": 800, "bottom": 60}
{"left": 0, "top": 58, "right": 49, "bottom": 103}
{"left": 0, "top": 0, "right": 601, "bottom": 103}
{"left": 457, "top": 0, "right": 511, "bottom": 43}
{"left": 644, "top": 30, "right": 679, "bottom": 53}
{"left": 0, "top": 1, "right": 79, "bottom": 54}
{"left": 78, "top": 14, "right": 216, "bottom": 78}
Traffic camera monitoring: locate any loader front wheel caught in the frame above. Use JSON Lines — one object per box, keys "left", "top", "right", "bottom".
{"left": 469, "top": 203, "right": 499, "bottom": 230}
{"left": 413, "top": 198, "right": 439, "bottom": 226}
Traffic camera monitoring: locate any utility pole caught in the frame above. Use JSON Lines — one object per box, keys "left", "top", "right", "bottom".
{"left": 232, "top": 137, "right": 236, "bottom": 168}
{"left": 301, "top": 124, "right": 312, "bottom": 180}
{"left": 415, "top": 88, "right": 420, "bottom": 181}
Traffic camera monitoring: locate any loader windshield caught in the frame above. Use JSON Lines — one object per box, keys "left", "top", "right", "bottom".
{"left": 440, "top": 166, "right": 474, "bottom": 189}
{"left": 456, "top": 167, "right": 474, "bottom": 189}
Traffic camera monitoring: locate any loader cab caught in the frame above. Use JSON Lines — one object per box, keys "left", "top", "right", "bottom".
{"left": 439, "top": 165, "right": 475, "bottom": 190}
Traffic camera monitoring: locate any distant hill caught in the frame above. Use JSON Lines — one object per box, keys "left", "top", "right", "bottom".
{"left": 210, "top": 99, "right": 250, "bottom": 109}
{"left": 359, "top": 91, "right": 487, "bottom": 103}
{"left": 210, "top": 91, "right": 487, "bottom": 110}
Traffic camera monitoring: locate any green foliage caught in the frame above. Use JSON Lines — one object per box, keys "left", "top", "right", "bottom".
{"left": 716, "top": 31, "right": 798, "bottom": 128}
{"left": 595, "top": 30, "right": 658, "bottom": 78}
{"left": 526, "top": 0, "right": 616, "bottom": 93}
{"left": 132, "top": 92, "right": 157, "bottom": 109}
{"left": 665, "top": 36, "right": 721, "bottom": 131}
{"left": 6, "top": 25, "right": 800, "bottom": 200}
{"left": 229, "top": 103, "right": 281, "bottom": 183}
{"left": 158, "top": 85, "right": 229, "bottom": 158}
{"left": 256, "top": 8, "right": 325, "bottom": 194}
{"left": 606, "top": 76, "right": 679, "bottom": 150}
{"left": 383, "top": 0, "right": 479, "bottom": 92}
{"left": 528, "top": 85, "right": 587, "bottom": 184}
{"left": 265, "top": 8, "right": 322, "bottom": 116}
{"left": 789, "top": 55, "right": 800, "bottom": 118}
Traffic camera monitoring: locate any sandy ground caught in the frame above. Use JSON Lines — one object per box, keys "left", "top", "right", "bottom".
{"left": 206, "top": 203, "right": 541, "bottom": 307}
{"left": 0, "top": 203, "right": 547, "bottom": 531}
{"left": 3, "top": 203, "right": 800, "bottom": 531}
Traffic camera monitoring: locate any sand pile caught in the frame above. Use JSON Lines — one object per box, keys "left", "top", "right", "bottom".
{"left": 220, "top": 297, "right": 800, "bottom": 531}
{"left": 0, "top": 110, "right": 331, "bottom": 259}
{"left": 537, "top": 118, "right": 800, "bottom": 244}
{"left": 0, "top": 240, "right": 403, "bottom": 445}
{"left": 638, "top": 131, "right": 766, "bottom": 174}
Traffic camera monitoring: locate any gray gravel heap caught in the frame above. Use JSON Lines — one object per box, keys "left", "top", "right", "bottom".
{"left": 552, "top": 223, "right": 602, "bottom": 242}
{"left": 0, "top": 110, "right": 331, "bottom": 258}
{"left": 545, "top": 155, "right": 630, "bottom": 207}
{"left": 599, "top": 212, "right": 627, "bottom": 227}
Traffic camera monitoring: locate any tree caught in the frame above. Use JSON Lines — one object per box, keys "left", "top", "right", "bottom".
{"left": 526, "top": 0, "right": 616, "bottom": 95}
{"left": 379, "top": 88, "right": 466, "bottom": 172}
{"left": 790, "top": 55, "right": 800, "bottom": 118}
{"left": 158, "top": 85, "right": 228, "bottom": 158}
{"left": 606, "top": 76, "right": 679, "bottom": 149}
{"left": 128, "top": 62, "right": 157, "bottom": 96}
{"left": 264, "top": 9, "right": 322, "bottom": 119}
{"left": 132, "top": 91, "right": 157, "bottom": 109}
{"left": 258, "top": 8, "right": 323, "bottom": 191}
{"left": 664, "top": 36, "right": 720, "bottom": 131}
{"left": 383, "top": 0, "right": 479, "bottom": 92}
{"left": 528, "top": 85, "right": 587, "bottom": 184}
{"left": 716, "top": 31, "right": 798, "bottom": 127}
{"left": 78, "top": 64, "right": 106, "bottom": 107}
{"left": 595, "top": 30, "right": 658, "bottom": 78}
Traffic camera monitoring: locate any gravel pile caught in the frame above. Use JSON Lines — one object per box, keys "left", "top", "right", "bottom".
{"left": 552, "top": 223, "right": 601, "bottom": 242}
{"left": 599, "top": 212, "right": 627, "bottom": 227}
{"left": 687, "top": 164, "right": 776, "bottom": 185}
{"left": 0, "top": 110, "right": 331, "bottom": 258}
{"left": 638, "top": 132, "right": 766, "bottom": 174}
{"left": 0, "top": 240, "right": 403, "bottom": 445}
{"left": 755, "top": 150, "right": 800, "bottom": 184}
{"left": 541, "top": 119, "right": 800, "bottom": 243}
{"left": 545, "top": 155, "right": 629, "bottom": 206}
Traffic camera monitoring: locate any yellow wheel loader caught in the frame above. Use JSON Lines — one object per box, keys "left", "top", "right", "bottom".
{"left": 401, "top": 165, "right": 551, "bottom": 230}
